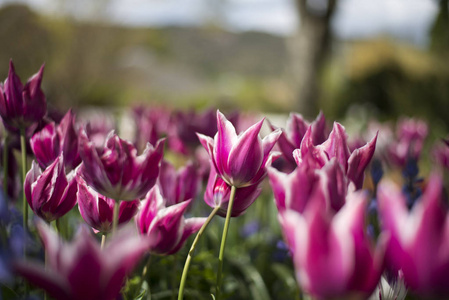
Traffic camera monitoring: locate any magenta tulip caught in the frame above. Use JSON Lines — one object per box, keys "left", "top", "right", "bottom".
{"left": 158, "top": 160, "right": 200, "bottom": 206}
{"left": 0, "top": 60, "right": 46, "bottom": 130}
{"left": 77, "top": 178, "right": 140, "bottom": 233}
{"left": 136, "top": 186, "right": 206, "bottom": 255}
{"left": 78, "top": 128, "right": 164, "bottom": 201}
{"left": 280, "top": 191, "right": 384, "bottom": 299}
{"left": 14, "top": 221, "right": 149, "bottom": 300}
{"left": 378, "top": 174, "right": 449, "bottom": 297}
{"left": 24, "top": 154, "right": 77, "bottom": 222}
{"left": 293, "top": 122, "right": 377, "bottom": 189}
{"left": 197, "top": 110, "right": 281, "bottom": 188}
{"left": 31, "top": 109, "right": 80, "bottom": 171}
{"left": 204, "top": 165, "right": 262, "bottom": 217}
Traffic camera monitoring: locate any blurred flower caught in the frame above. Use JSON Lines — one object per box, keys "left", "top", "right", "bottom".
{"left": 14, "top": 221, "right": 149, "bottom": 300}
{"left": 0, "top": 60, "right": 46, "bottom": 130}
{"left": 77, "top": 178, "right": 139, "bottom": 233}
{"left": 158, "top": 160, "right": 200, "bottom": 207}
{"left": 78, "top": 128, "right": 164, "bottom": 201}
{"left": 198, "top": 110, "right": 281, "bottom": 188}
{"left": 132, "top": 105, "right": 168, "bottom": 153}
{"left": 78, "top": 110, "right": 116, "bottom": 149}
{"left": 293, "top": 122, "right": 377, "bottom": 189}
{"left": 136, "top": 186, "right": 206, "bottom": 255}
{"left": 280, "top": 191, "right": 384, "bottom": 299}
{"left": 30, "top": 109, "right": 80, "bottom": 171}
{"left": 378, "top": 174, "right": 449, "bottom": 297}
{"left": 270, "top": 112, "right": 326, "bottom": 167}
{"left": 432, "top": 139, "right": 449, "bottom": 170}
{"left": 388, "top": 118, "right": 428, "bottom": 168}
{"left": 204, "top": 165, "right": 262, "bottom": 217}
{"left": 268, "top": 158, "right": 347, "bottom": 214}
{"left": 24, "top": 154, "right": 77, "bottom": 222}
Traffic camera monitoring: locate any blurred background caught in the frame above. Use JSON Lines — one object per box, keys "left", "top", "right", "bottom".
{"left": 0, "top": 0, "right": 448, "bottom": 128}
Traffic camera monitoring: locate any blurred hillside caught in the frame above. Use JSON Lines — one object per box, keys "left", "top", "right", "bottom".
{"left": 0, "top": 4, "right": 291, "bottom": 112}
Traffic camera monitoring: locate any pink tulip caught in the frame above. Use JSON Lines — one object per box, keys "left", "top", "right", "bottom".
{"left": 158, "top": 160, "right": 200, "bottom": 206}
{"left": 280, "top": 191, "right": 384, "bottom": 299}
{"left": 0, "top": 60, "right": 46, "bottom": 130}
{"left": 197, "top": 110, "right": 281, "bottom": 188}
{"left": 204, "top": 165, "right": 262, "bottom": 217}
{"left": 30, "top": 109, "right": 80, "bottom": 171}
{"left": 136, "top": 186, "right": 206, "bottom": 255}
{"left": 24, "top": 154, "right": 77, "bottom": 222}
{"left": 14, "top": 221, "right": 149, "bottom": 300}
{"left": 77, "top": 178, "right": 140, "bottom": 233}
{"left": 78, "top": 128, "right": 164, "bottom": 201}
{"left": 293, "top": 122, "right": 377, "bottom": 189}
{"left": 378, "top": 174, "right": 449, "bottom": 297}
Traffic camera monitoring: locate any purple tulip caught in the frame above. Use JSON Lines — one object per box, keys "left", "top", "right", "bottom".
{"left": 30, "top": 109, "right": 80, "bottom": 171}
{"left": 268, "top": 158, "right": 347, "bottom": 214}
{"left": 14, "top": 220, "right": 149, "bottom": 300}
{"left": 280, "top": 191, "right": 385, "bottom": 299}
{"left": 293, "top": 122, "right": 377, "bottom": 189}
{"left": 136, "top": 186, "right": 206, "bottom": 255}
{"left": 204, "top": 165, "right": 262, "bottom": 217}
{"left": 24, "top": 154, "right": 77, "bottom": 222}
{"left": 158, "top": 160, "right": 200, "bottom": 206}
{"left": 271, "top": 112, "right": 327, "bottom": 166}
{"left": 197, "top": 110, "right": 281, "bottom": 188}
{"left": 0, "top": 60, "right": 46, "bottom": 130}
{"left": 78, "top": 128, "right": 164, "bottom": 201}
{"left": 378, "top": 174, "right": 449, "bottom": 297}
{"left": 77, "top": 178, "right": 140, "bottom": 233}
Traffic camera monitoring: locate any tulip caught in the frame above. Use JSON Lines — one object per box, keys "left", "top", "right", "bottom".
{"left": 30, "top": 109, "right": 80, "bottom": 171}
{"left": 24, "top": 154, "right": 77, "bottom": 223}
{"left": 158, "top": 160, "right": 200, "bottom": 206}
{"left": 271, "top": 112, "right": 326, "bottom": 166}
{"left": 78, "top": 128, "right": 164, "bottom": 201}
{"left": 136, "top": 186, "right": 206, "bottom": 255}
{"left": 268, "top": 158, "right": 347, "bottom": 214}
{"left": 197, "top": 110, "right": 281, "bottom": 188}
{"left": 378, "top": 174, "right": 449, "bottom": 297}
{"left": 77, "top": 178, "right": 140, "bottom": 233}
{"left": 14, "top": 221, "right": 150, "bottom": 300}
{"left": 280, "top": 191, "right": 384, "bottom": 299}
{"left": 293, "top": 122, "right": 377, "bottom": 189}
{"left": 0, "top": 60, "right": 46, "bottom": 130}
{"left": 204, "top": 165, "right": 262, "bottom": 217}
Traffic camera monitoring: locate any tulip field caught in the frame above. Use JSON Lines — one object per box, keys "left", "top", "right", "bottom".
{"left": 2, "top": 60, "right": 449, "bottom": 300}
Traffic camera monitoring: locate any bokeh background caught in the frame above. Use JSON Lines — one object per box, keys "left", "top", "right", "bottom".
{"left": 0, "top": 0, "right": 448, "bottom": 127}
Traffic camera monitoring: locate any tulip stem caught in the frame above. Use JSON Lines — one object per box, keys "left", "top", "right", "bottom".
{"left": 178, "top": 205, "right": 220, "bottom": 300}
{"left": 215, "top": 185, "right": 237, "bottom": 300}
{"left": 20, "top": 128, "right": 28, "bottom": 238}
{"left": 101, "top": 234, "right": 106, "bottom": 249}
{"left": 112, "top": 201, "right": 119, "bottom": 235}
{"left": 2, "top": 134, "right": 8, "bottom": 198}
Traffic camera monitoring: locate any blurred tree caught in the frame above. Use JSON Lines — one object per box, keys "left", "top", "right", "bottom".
{"left": 289, "top": 0, "right": 337, "bottom": 118}
{"left": 430, "top": 0, "right": 449, "bottom": 55}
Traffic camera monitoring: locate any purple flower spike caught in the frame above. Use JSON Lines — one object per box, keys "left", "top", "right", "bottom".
{"left": 197, "top": 110, "right": 281, "bottom": 188}
{"left": 378, "top": 174, "right": 449, "bottom": 298}
{"left": 77, "top": 178, "right": 140, "bottom": 233}
{"left": 14, "top": 220, "right": 149, "bottom": 300}
{"left": 78, "top": 128, "right": 165, "bottom": 201}
{"left": 31, "top": 109, "right": 81, "bottom": 171}
{"left": 0, "top": 60, "right": 46, "bottom": 130}
{"left": 204, "top": 165, "right": 262, "bottom": 217}
{"left": 136, "top": 186, "right": 206, "bottom": 255}
{"left": 24, "top": 154, "right": 77, "bottom": 222}
{"left": 280, "top": 191, "right": 385, "bottom": 299}
{"left": 158, "top": 160, "right": 200, "bottom": 206}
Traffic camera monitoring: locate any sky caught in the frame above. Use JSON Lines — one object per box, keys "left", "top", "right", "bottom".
{"left": 0, "top": 0, "right": 440, "bottom": 45}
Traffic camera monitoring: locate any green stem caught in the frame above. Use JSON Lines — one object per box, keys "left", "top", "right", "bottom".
{"left": 112, "top": 201, "right": 119, "bottom": 235}
{"left": 2, "top": 134, "right": 8, "bottom": 197}
{"left": 178, "top": 206, "right": 220, "bottom": 300}
{"left": 101, "top": 234, "right": 106, "bottom": 249}
{"left": 215, "top": 185, "right": 237, "bottom": 300}
{"left": 20, "top": 129, "right": 28, "bottom": 238}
